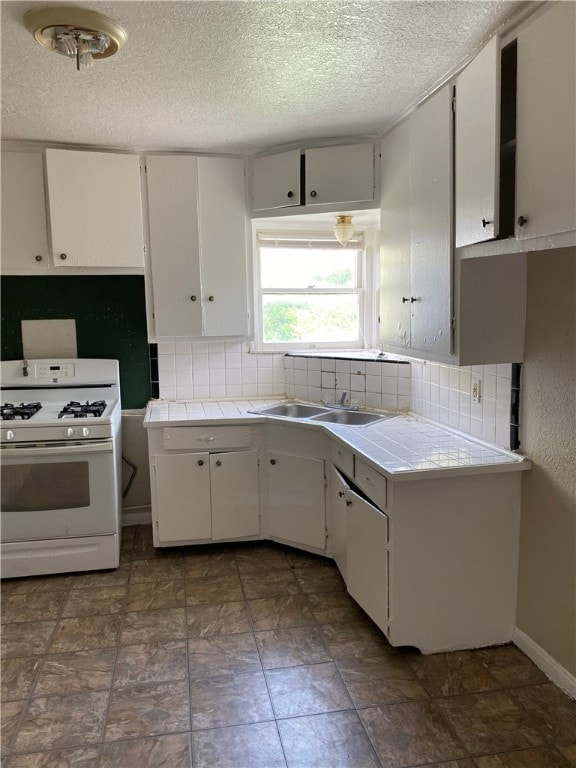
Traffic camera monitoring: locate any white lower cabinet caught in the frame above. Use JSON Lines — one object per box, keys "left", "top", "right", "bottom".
{"left": 154, "top": 452, "right": 211, "bottom": 543}
{"left": 266, "top": 450, "right": 326, "bottom": 551}
{"left": 152, "top": 448, "right": 259, "bottom": 545}
{"left": 327, "top": 465, "right": 349, "bottom": 579}
{"left": 346, "top": 489, "right": 389, "bottom": 634}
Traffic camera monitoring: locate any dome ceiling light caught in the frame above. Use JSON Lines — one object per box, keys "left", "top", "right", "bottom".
{"left": 24, "top": 7, "right": 127, "bottom": 71}
{"left": 334, "top": 215, "right": 355, "bottom": 246}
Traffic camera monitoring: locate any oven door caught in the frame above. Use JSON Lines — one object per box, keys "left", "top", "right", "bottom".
{"left": 1, "top": 440, "right": 117, "bottom": 542}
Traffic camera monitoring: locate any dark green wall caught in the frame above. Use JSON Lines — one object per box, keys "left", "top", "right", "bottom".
{"left": 1, "top": 276, "right": 150, "bottom": 408}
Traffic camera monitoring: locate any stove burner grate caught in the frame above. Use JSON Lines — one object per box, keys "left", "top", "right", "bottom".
{"left": 1, "top": 402, "right": 42, "bottom": 421}
{"left": 58, "top": 400, "right": 107, "bottom": 419}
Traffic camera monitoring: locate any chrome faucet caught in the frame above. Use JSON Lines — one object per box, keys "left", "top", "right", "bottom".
{"left": 323, "top": 390, "right": 359, "bottom": 411}
{"left": 338, "top": 391, "right": 348, "bottom": 406}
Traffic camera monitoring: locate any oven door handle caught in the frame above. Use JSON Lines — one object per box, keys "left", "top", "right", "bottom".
{"left": 1, "top": 441, "right": 113, "bottom": 457}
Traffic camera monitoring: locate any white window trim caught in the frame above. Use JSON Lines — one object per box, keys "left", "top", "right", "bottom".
{"left": 252, "top": 228, "right": 373, "bottom": 352}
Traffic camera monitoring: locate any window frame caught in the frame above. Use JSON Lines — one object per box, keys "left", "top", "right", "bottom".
{"left": 253, "top": 229, "right": 368, "bottom": 352}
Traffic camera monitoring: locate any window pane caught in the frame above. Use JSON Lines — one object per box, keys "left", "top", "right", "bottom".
{"left": 260, "top": 247, "right": 357, "bottom": 289}
{"left": 262, "top": 294, "right": 359, "bottom": 343}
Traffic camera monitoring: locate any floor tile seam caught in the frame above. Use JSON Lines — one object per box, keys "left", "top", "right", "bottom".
{"left": 356, "top": 696, "right": 476, "bottom": 762}
{"left": 103, "top": 722, "right": 192, "bottom": 745}
{"left": 190, "top": 712, "right": 277, "bottom": 734}
{"left": 418, "top": 678, "right": 557, "bottom": 702}
{"left": 467, "top": 743, "right": 574, "bottom": 766}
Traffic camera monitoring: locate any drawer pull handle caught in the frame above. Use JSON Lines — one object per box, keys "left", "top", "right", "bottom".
{"left": 346, "top": 500, "right": 352, "bottom": 507}
{"left": 481, "top": 218, "right": 492, "bottom": 228}
{"left": 517, "top": 215, "right": 528, "bottom": 227}
{"left": 338, "top": 491, "right": 345, "bottom": 498}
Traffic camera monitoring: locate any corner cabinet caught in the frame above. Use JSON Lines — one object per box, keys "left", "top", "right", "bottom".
{"left": 380, "top": 84, "right": 527, "bottom": 366}
{"left": 379, "top": 85, "right": 453, "bottom": 360}
{"left": 251, "top": 142, "right": 376, "bottom": 214}
{"left": 1, "top": 152, "right": 50, "bottom": 270}
{"left": 146, "top": 154, "right": 249, "bottom": 339}
{"left": 45, "top": 149, "right": 144, "bottom": 268}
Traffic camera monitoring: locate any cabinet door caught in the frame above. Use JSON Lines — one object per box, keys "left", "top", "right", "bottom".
{"left": 346, "top": 490, "right": 389, "bottom": 632}
{"left": 305, "top": 144, "right": 374, "bottom": 206}
{"left": 197, "top": 157, "right": 248, "bottom": 336}
{"left": 45, "top": 149, "right": 144, "bottom": 268}
{"left": 379, "top": 123, "right": 411, "bottom": 349}
{"left": 516, "top": 3, "right": 576, "bottom": 239}
{"left": 154, "top": 453, "right": 211, "bottom": 542}
{"left": 252, "top": 150, "right": 301, "bottom": 211}
{"left": 146, "top": 155, "right": 203, "bottom": 337}
{"left": 1, "top": 152, "right": 50, "bottom": 270}
{"left": 327, "top": 464, "right": 349, "bottom": 580}
{"left": 211, "top": 450, "right": 259, "bottom": 540}
{"left": 409, "top": 85, "right": 452, "bottom": 356}
{"left": 455, "top": 36, "right": 501, "bottom": 247}
{"left": 267, "top": 451, "right": 326, "bottom": 550}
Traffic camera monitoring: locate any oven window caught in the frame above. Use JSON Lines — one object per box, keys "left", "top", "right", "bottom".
{"left": 1, "top": 462, "right": 90, "bottom": 512}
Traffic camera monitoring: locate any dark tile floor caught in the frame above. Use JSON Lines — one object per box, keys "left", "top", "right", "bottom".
{"left": 1, "top": 525, "right": 575, "bottom": 768}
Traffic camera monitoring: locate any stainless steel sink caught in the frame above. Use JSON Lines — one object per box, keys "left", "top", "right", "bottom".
{"left": 310, "top": 410, "right": 392, "bottom": 426}
{"left": 249, "top": 403, "right": 331, "bottom": 418}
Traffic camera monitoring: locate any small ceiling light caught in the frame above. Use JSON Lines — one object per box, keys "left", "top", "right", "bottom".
{"left": 24, "top": 7, "right": 127, "bottom": 71}
{"left": 334, "top": 215, "right": 354, "bottom": 246}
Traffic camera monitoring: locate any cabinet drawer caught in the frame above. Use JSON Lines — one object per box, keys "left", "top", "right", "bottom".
{"left": 354, "top": 458, "right": 387, "bottom": 510}
{"left": 163, "top": 426, "right": 252, "bottom": 451}
{"left": 330, "top": 441, "right": 354, "bottom": 477}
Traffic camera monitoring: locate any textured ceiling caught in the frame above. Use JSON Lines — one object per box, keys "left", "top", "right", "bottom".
{"left": 1, "top": 0, "right": 529, "bottom": 153}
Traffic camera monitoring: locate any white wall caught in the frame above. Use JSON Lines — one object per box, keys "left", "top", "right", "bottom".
{"left": 516, "top": 247, "right": 576, "bottom": 677}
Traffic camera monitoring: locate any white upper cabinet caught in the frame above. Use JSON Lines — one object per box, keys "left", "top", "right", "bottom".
{"left": 146, "top": 154, "right": 248, "bottom": 339}
{"left": 409, "top": 86, "right": 453, "bottom": 357}
{"left": 252, "top": 150, "right": 301, "bottom": 211}
{"left": 515, "top": 2, "right": 576, "bottom": 240}
{"left": 146, "top": 155, "right": 203, "bottom": 337}
{"left": 45, "top": 149, "right": 144, "bottom": 268}
{"left": 1, "top": 152, "right": 50, "bottom": 270}
{"left": 455, "top": 37, "right": 501, "bottom": 247}
{"left": 380, "top": 85, "right": 452, "bottom": 359}
{"left": 305, "top": 143, "right": 374, "bottom": 206}
{"left": 251, "top": 142, "right": 376, "bottom": 214}
{"left": 196, "top": 156, "right": 249, "bottom": 337}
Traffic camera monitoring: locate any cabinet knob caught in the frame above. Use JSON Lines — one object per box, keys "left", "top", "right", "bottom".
{"left": 287, "top": 190, "right": 294, "bottom": 199}
{"left": 309, "top": 190, "right": 317, "bottom": 198}
{"left": 402, "top": 296, "right": 410, "bottom": 303}
{"left": 59, "top": 253, "right": 67, "bottom": 260}
{"left": 338, "top": 491, "right": 345, "bottom": 498}
{"left": 190, "top": 295, "right": 197, "bottom": 301}
{"left": 35, "top": 255, "right": 43, "bottom": 262}
{"left": 517, "top": 215, "right": 528, "bottom": 227}
{"left": 346, "top": 499, "right": 352, "bottom": 507}
{"left": 410, "top": 297, "right": 418, "bottom": 303}
{"left": 208, "top": 296, "right": 215, "bottom": 302}
{"left": 215, "top": 460, "right": 222, "bottom": 467}
{"left": 270, "top": 459, "right": 276, "bottom": 465}
{"left": 197, "top": 459, "right": 204, "bottom": 466}
{"left": 481, "top": 218, "right": 492, "bottom": 229}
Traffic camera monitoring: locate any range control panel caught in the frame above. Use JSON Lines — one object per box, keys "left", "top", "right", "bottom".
{"left": 35, "top": 363, "right": 75, "bottom": 380}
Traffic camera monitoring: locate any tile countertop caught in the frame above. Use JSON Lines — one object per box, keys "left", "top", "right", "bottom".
{"left": 144, "top": 399, "right": 530, "bottom": 482}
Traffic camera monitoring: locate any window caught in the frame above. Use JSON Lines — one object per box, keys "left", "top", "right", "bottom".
{"left": 254, "top": 231, "right": 366, "bottom": 351}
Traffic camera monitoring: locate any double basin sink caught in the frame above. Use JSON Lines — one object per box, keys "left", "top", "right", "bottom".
{"left": 249, "top": 402, "right": 392, "bottom": 426}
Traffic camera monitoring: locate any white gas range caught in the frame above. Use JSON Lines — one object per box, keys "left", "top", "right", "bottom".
{"left": 0, "top": 359, "right": 122, "bottom": 578}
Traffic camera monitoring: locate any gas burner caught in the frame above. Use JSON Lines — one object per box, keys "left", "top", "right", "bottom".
{"left": 1, "top": 402, "right": 42, "bottom": 421}
{"left": 58, "top": 400, "right": 107, "bottom": 419}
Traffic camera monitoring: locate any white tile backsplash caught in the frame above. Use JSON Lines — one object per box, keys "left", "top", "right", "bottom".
{"left": 155, "top": 345, "right": 513, "bottom": 450}
{"left": 410, "top": 361, "right": 513, "bottom": 449}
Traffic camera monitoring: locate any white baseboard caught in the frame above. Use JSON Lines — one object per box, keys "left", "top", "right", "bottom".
{"left": 121, "top": 506, "right": 152, "bottom": 527}
{"left": 513, "top": 627, "right": 576, "bottom": 699}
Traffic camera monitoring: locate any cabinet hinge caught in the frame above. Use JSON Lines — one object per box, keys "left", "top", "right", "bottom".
{"left": 141, "top": 164, "right": 147, "bottom": 174}
{"left": 451, "top": 96, "right": 456, "bottom": 113}
{"left": 143, "top": 244, "right": 146, "bottom": 255}
{"left": 451, "top": 316, "right": 456, "bottom": 331}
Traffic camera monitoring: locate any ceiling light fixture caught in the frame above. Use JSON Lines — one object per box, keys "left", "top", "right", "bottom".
{"left": 24, "top": 7, "right": 127, "bottom": 71}
{"left": 334, "top": 215, "right": 354, "bottom": 246}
